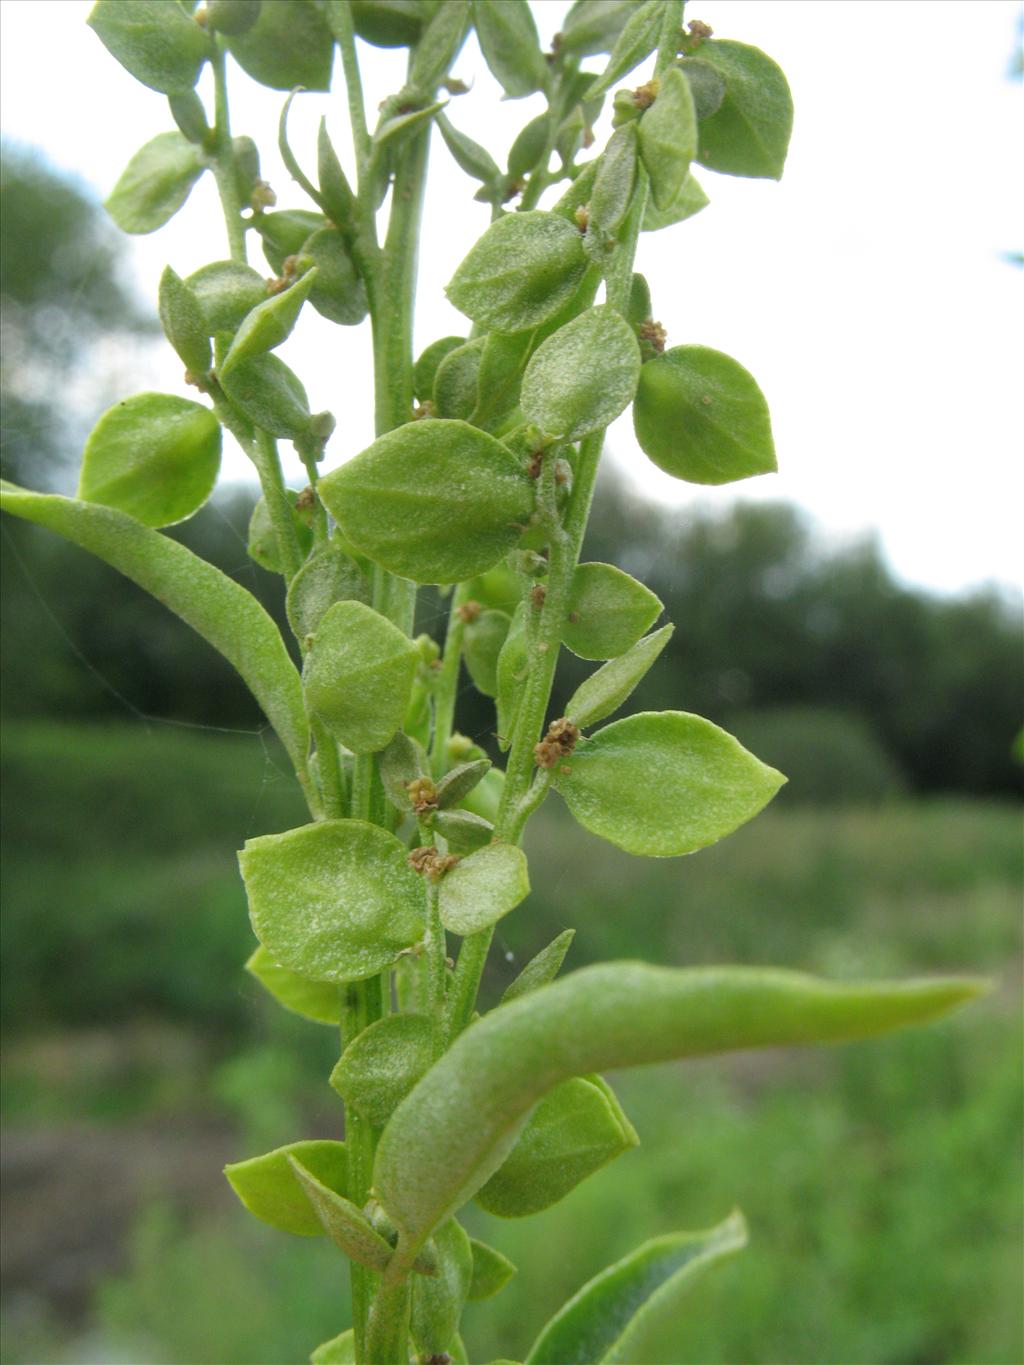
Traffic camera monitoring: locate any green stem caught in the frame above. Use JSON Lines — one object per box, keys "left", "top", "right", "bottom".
{"left": 430, "top": 583, "right": 471, "bottom": 778}
{"left": 252, "top": 430, "right": 304, "bottom": 581}
{"left": 329, "top": 0, "right": 373, "bottom": 173}
{"left": 312, "top": 716, "right": 347, "bottom": 818}
{"left": 210, "top": 40, "right": 248, "bottom": 264}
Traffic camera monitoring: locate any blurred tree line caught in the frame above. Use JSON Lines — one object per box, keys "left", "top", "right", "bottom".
{"left": 2, "top": 147, "right": 1021, "bottom": 800}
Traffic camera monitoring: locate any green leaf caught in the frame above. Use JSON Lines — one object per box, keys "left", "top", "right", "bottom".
{"left": 414, "top": 336, "right": 466, "bottom": 404}
{"left": 476, "top": 1076, "right": 637, "bottom": 1218}
{"left": 436, "top": 758, "right": 491, "bottom": 809}
{"left": 77, "top": 393, "right": 220, "bottom": 529}
{"left": 106, "top": 132, "right": 207, "bottom": 234}
{"left": 411, "top": 0, "right": 470, "bottom": 92}
{"left": 310, "top": 1330, "right": 355, "bottom": 1365}
{"left": 252, "top": 208, "right": 327, "bottom": 274}
{"left": 433, "top": 337, "right": 485, "bottom": 420}
{"left": 565, "top": 625, "right": 673, "bottom": 729}
{"left": 525, "top": 1211, "right": 748, "bottom": 1364}
{"left": 231, "top": 134, "right": 262, "bottom": 208}
{"left": 432, "top": 809, "right": 494, "bottom": 853}
{"left": 495, "top": 600, "right": 528, "bottom": 751}
{"left": 634, "top": 345, "right": 776, "bottom": 485}
{"left": 626, "top": 272, "right": 652, "bottom": 327}
{"left": 221, "top": 270, "right": 316, "bottom": 374}
{"left": 472, "top": 0, "right": 547, "bottom": 98}
{"left": 297, "top": 231, "right": 368, "bottom": 327}
{"left": 642, "top": 171, "right": 709, "bottom": 232}
{"left": 688, "top": 40, "right": 794, "bottom": 180}
{"left": 88, "top": 0, "right": 211, "bottom": 95}
{"left": 245, "top": 945, "right": 341, "bottom": 1026}
{"left": 207, "top": 1, "right": 262, "bottom": 37}
{"left": 240, "top": 819, "right": 424, "bottom": 983}
{"left": 559, "top": 0, "right": 638, "bottom": 57}
{"left": 508, "top": 111, "right": 549, "bottom": 178}
{"left": 470, "top": 330, "right": 534, "bottom": 430}
{"left": 438, "top": 842, "right": 529, "bottom": 935}
{"left": 168, "top": 88, "right": 210, "bottom": 143}
{"left": 317, "top": 119, "right": 356, "bottom": 229}
{"left": 0, "top": 483, "right": 309, "bottom": 774}
{"left": 374, "top": 98, "right": 446, "bottom": 149}
{"left": 219, "top": 352, "right": 312, "bottom": 439}
{"left": 286, "top": 542, "right": 370, "bottom": 641}
{"left": 447, "top": 212, "right": 588, "bottom": 335}
{"left": 378, "top": 731, "right": 428, "bottom": 813}
{"left": 521, "top": 306, "right": 641, "bottom": 442}
{"left": 502, "top": 928, "right": 575, "bottom": 1004}
{"left": 247, "top": 490, "right": 314, "bottom": 574}
{"left": 184, "top": 260, "right": 268, "bottom": 334}
{"left": 225, "top": 0, "right": 333, "bottom": 91}
{"left": 679, "top": 58, "right": 726, "bottom": 120}
{"left": 411, "top": 1218, "right": 473, "bottom": 1358}
{"left": 587, "top": 124, "right": 638, "bottom": 252}
{"left": 374, "top": 962, "right": 987, "bottom": 1251}
{"left": 555, "top": 710, "right": 784, "bottom": 856}
{"left": 224, "top": 1139, "right": 347, "bottom": 1236}
{"left": 330, "top": 1013, "right": 433, "bottom": 1127}
{"left": 349, "top": 0, "right": 426, "bottom": 47}
{"left": 287, "top": 1156, "right": 396, "bottom": 1269}
{"left": 564, "top": 562, "right": 662, "bottom": 661}
{"left": 464, "top": 608, "right": 511, "bottom": 697}
{"left": 158, "top": 267, "right": 212, "bottom": 373}
{"left": 319, "top": 420, "right": 535, "bottom": 584}
{"left": 584, "top": 0, "right": 663, "bottom": 102}
{"left": 437, "top": 113, "right": 502, "bottom": 187}
{"left": 303, "top": 601, "right": 417, "bottom": 754}
{"left": 468, "top": 1239, "right": 517, "bottom": 1301}
{"left": 638, "top": 67, "right": 697, "bottom": 211}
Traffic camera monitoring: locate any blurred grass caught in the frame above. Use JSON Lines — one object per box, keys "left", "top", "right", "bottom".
{"left": 1, "top": 722, "right": 1021, "bottom": 1364}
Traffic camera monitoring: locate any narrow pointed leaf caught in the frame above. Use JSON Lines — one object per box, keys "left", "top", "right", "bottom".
{"left": 411, "top": 1218, "right": 473, "bottom": 1358}
{"left": 638, "top": 66, "right": 697, "bottom": 210}
{"left": 221, "top": 269, "right": 317, "bottom": 373}
{"left": 106, "top": 132, "right": 206, "bottom": 234}
{"left": 525, "top": 1211, "right": 748, "bottom": 1365}
{"left": 0, "top": 483, "right": 309, "bottom": 774}
{"left": 584, "top": 0, "right": 663, "bottom": 102}
{"left": 246, "top": 944, "right": 342, "bottom": 1026}
{"left": 432, "top": 808, "right": 494, "bottom": 853}
{"left": 240, "top": 819, "right": 424, "bottom": 984}
{"left": 502, "top": 928, "right": 575, "bottom": 1003}
{"left": 560, "top": 0, "right": 638, "bottom": 57}
{"left": 468, "top": 1239, "right": 517, "bottom": 1301}
{"left": 411, "top": 0, "right": 470, "bottom": 93}
{"left": 310, "top": 1330, "right": 355, "bottom": 1365}
{"left": 375, "top": 962, "right": 986, "bottom": 1250}
{"left": 437, "top": 113, "right": 502, "bottom": 186}
{"left": 225, "top": 1139, "right": 347, "bottom": 1236}
{"left": 287, "top": 1156, "right": 395, "bottom": 1269}
{"left": 158, "top": 267, "right": 212, "bottom": 373}
{"left": 566, "top": 625, "right": 673, "bottom": 730}
{"left": 436, "top": 758, "right": 492, "bottom": 809}
{"left": 317, "top": 119, "right": 356, "bottom": 228}
{"left": 555, "top": 710, "right": 784, "bottom": 856}
{"left": 643, "top": 172, "right": 709, "bottom": 232}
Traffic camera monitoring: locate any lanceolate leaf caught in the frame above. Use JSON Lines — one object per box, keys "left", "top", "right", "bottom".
{"left": 643, "top": 172, "right": 709, "bottom": 232}
{"left": 565, "top": 626, "right": 673, "bottom": 730}
{"left": 0, "top": 483, "right": 309, "bottom": 775}
{"left": 310, "top": 1330, "right": 355, "bottom": 1365}
{"left": 502, "top": 928, "right": 575, "bottom": 1003}
{"left": 106, "top": 132, "right": 207, "bottom": 234}
{"left": 584, "top": 0, "right": 663, "bottom": 102}
{"left": 374, "top": 963, "right": 986, "bottom": 1251}
{"left": 319, "top": 420, "right": 535, "bottom": 584}
{"left": 472, "top": 0, "right": 547, "bottom": 98}
{"left": 555, "top": 710, "right": 784, "bottom": 856}
{"left": 240, "top": 820, "right": 424, "bottom": 984}
{"left": 468, "top": 1239, "right": 517, "bottom": 1301}
{"left": 525, "top": 1211, "right": 748, "bottom": 1364}
{"left": 638, "top": 66, "right": 698, "bottom": 211}
{"left": 287, "top": 1156, "right": 397, "bottom": 1269}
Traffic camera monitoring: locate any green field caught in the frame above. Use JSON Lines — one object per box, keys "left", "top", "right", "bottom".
{"left": 2, "top": 724, "right": 1021, "bottom": 1364}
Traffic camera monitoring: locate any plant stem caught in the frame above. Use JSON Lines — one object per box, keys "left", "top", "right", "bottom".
{"left": 252, "top": 430, "right": 304, "bottom": 581}
{"left": 210, "top": 40, "right": 248, "bottom": 264}
{"left": 430, "top": 583, "right": 471, "bottom": 778}
{"left": 312, "top": 715, "right": 347, "bottom": 818}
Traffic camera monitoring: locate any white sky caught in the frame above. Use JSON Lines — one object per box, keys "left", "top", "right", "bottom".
{"left": 1, "top": 0, "right": 1021, "bottom": 595}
